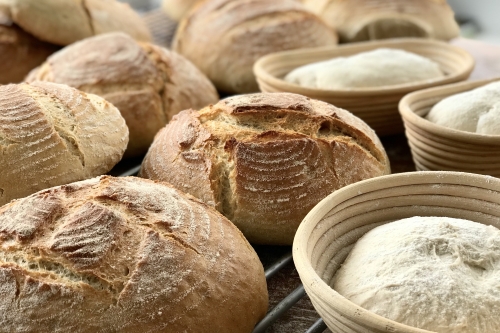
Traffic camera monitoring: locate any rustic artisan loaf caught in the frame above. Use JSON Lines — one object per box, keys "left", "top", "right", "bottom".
{"left": 139, "top": 93, "right": 390, "bottom": 245}
{"left": 303, "top": 0, "right": 459, "bottom": 42}
{"left": 0, "top": 82, "right": 128, "bottom": 206}
{"left": 0, "top": 0, "right": 151, "bottom": 84}
{"left": 26, "top": 32, "right": 219, "bottom": 157}
{"left": 426, "top": 81, "right": 500, "bottom": 135}
{"left": 172, "top": 0, "right": 338, "bottom": 93}
{"left": 285, "top": 48, "right": 444, "bottom": 89}
{"left": 334, "top": 216, "right": 500, "bottom": 333}
{"left": 0, "top": 175, "right": 268, "bottom": 332}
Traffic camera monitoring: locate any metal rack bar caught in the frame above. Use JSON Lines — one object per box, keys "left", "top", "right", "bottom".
{"left": 119, "top": 165, "right": 141, "bottom": 177}
{"left": 305, "top": 318, "right": 327, "bottom": 333}
{"left": 264, "top": 251, "right": 293, "bottom": 280}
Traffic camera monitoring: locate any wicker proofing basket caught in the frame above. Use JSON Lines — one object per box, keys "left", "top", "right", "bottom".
{"left": 254, "top": 38, "right": 474, "bottom": 136}
{"left": 293, "top": 171, "right": 500, "bottom": 333}
{"left": 399, "top": 78, "right": 500, "bottom": 176}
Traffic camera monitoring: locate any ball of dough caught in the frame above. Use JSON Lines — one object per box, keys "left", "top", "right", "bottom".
{"left": 334, "top": 216, "right": 500, "bottom": 333}
{"left": 284, "top": 48, "right": 444, "bottom": 89}
{"left": 426, "top": 81, "right": 500, "bottom": 135}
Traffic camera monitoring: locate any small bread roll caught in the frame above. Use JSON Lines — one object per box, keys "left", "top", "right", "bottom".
{"left": 0, "top": 176, "right": 268, "bottom": 332}
{"left": 26, "top": 32, "right": 219, "bottom": 157}
{"left": 285, "top": 48, "right": 444, "bottom": 89}
{"left": 0, "top": 0, "right": 151, "bottom": 84}
{"left": 139, "top": 92, "right": 390, "bottom": 245}
{"left": 0, "top": 82, "right": 128, "bottom": 206}
{"left": 172, "top": 0, "right": 338, "bottom": 93}
{"left": 334, "top": 216, "right": 500, "bottom": 333}
{"left": 426, "top": 81, "right": 500, "bottom": 135}
{"left": 304, "top": 0, "right": 459, "bottom": 42}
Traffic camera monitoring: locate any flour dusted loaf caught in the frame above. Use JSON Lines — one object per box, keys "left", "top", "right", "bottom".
{"left": 285, "top": 48, "right": 444, "bottom": 89}
{"left": 304, "top": 0, "right": 459, "bottom": 42}
{"left": 0, "top": 0, "right": 151, "bottom": 83}
{"left": 26, "top": 32, "right": 219, "bottom": 157}
{"left": 426, "top": 81, "right": 500, "bottom": 135}
{"left": 0, "top": 176, "right": 268, "bottom": 332}
{"left": 0, "top": 82, "right": 128, "bottom": 206}
{"left": 334, "top": 216, "right": 500, "bottom": 333}
{"left": 172, "top": 0, "right": 338, "bottom": 93}
{"left": 139, "top": 93, "right": 390, "bottom": 245}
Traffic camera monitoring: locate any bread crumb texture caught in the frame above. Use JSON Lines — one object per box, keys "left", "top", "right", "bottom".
{"left": 140, "top": 92, "right": 390, "bottom": 244}
{"left": 427, "top": 81, "right": 500, "bottom": 135}
{"left": 0, "top": 82, "right": 128, "bottom": 206}
{"left": 334, "top": 216, "right": 500, "bottom": 333}
{"left": 0, "top": 176, "right": 268, "bottom": 332}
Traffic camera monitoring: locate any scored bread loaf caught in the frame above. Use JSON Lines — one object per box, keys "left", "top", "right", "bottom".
{"left": 0, "top": 175, "right": 268, "bottom": 332}
{"left": 139, "top": 92, "right": 390, "bottom": 245}
{"left": 26, "top": 32, "right": 219, "bottom": 157}
{"left": 0, "top": 82, "right": 128, "bottom": 206}
{"left": 0, "top": 0, "right": 151, "bottom": 84}
{"left": 303, "top": 0, "right": 459, "bottom": 42}
{"left": 172, "top": 0, "right": 338, "bottom": 93}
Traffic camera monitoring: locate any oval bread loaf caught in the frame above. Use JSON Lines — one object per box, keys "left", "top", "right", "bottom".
{"left": 0, "top": 176, "right": 268, "bottom": 332}
{"left": 139, "top": 92, "right": 391, "bottom": 245}
{"left": 303, "top": 0, "right": 459, "bottom": 42}
{"left": 0, "top": 82, "right": 128, "bottom": 206}
{"left": 172, "top": 0, "right": 338, "bottom": 93}
{"left": 26, "top": 32, "right": 219, "bottom": 157}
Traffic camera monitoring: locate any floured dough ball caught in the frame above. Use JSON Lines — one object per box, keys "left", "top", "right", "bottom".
{"left": 334, "top": 216, "right": 500, "bottom": 333}
{"left": 426, "top": 81, "right": 500, "bottom": 135}
{"left": 284, "top": 48, "right": 444, "bottom": 89}
{"left": 0, "top": 176, "right": 268, "bottom": 332}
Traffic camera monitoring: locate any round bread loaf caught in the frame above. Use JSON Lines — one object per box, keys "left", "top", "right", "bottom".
{"left": 285, "top": 48, "right": 444, "bottom": 89}
{"left": 0, "top": 175, "right": 268, "bottom": 332}
{"left": 172, "top": 0, "right": 338, "bottom": 94}
{"left": 426, "top": 81, "right": 500, "bottom": 135}
{"left": 334, "top": 216, "right": 500, "bottom": 333}
{"left": 26, "top": 32, "right": 219, "bottom": 157}
{"left": 303, "top": 0, "right": 459, "bottom": 42}
{"left": 0, "top": 0, "right": 151, "bottom": 84}
{"left": 139, "top": 92, "right": 391, "bottom": 245}
{"left": 0, "top": 82, "right": 128, "bottom": 206}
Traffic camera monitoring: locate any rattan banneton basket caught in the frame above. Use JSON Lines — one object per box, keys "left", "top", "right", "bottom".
{"left": 293, "top": 171, "right": 500, "bottom": 333}
{"left": 254, "top": 38, "right": 474, "bottom": 136}
{"left": 399, "top": 78, "right": 500, "bottom": 176}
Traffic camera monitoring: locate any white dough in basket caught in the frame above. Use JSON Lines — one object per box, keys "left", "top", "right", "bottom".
{"left": 334, "top": 216, "right": 500, "bottom": 333}
{"left": 284, "top": 48, "right": 444, "bottom": 89}
{"left": 426, "top": 81, "right": 500, "bottom": 135}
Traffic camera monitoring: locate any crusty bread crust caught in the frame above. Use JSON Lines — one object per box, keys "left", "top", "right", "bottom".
{"left": 0, "top": 82, "right": 128, "bottom": 206}
{"left": 173, "top": 0, "right": 338, "bottom": 93}
{"left": 26, "top": 33, "right": 219, "bottom": 157}
{"left": 304, "top": 0, "right": 459, "bottom": 42}
{"left": 0, "top": 176, "right": 268, "bottom": 332}
{"left": 0, "top": 0, "right": 151, "bottom": 45}
{"left": 140, "top": 93, "right": 390, "bottom": 244}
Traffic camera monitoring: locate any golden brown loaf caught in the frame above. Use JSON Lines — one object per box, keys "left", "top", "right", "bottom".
{"left": 303, "top": 0, "right": 460, "bottom": 42}
{"left": 139, "top": 93, "right": 390, "bottom": 245}
{"left": 172, "top": 0, "right": 338, "bottom": 94}
{"left": 0, "top": 176, "right": 268, "bottom": 332}
{"left": 26, "top": 32, "right": 219, "bottom": 157}
{"left": 0, "top": 82, "right": 128, "bottom": 207}
{"left": 0, "top": 0, "right": 151, "bottom": 84}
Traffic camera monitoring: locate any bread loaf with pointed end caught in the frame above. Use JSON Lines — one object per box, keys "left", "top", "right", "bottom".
{"left": 0, "top": 176, "right": 268, "bottom": 332}
{"left": 303, "top": 0, "right": 459, "bottom": 42}
{"left": 172, "top": 0, "right": 338, "bottom": 94}
{"left": 139, "top": 92, "right": 390, "bottom": 245}
{"left": 0, "top": 82, "right": 128, "bottom": 206}
{"left": 26, "top": 32, "right": 219, "bottom": 157}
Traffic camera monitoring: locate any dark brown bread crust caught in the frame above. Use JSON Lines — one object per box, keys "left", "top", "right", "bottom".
{"left": 140, "top": 93, "right": 390, "bottom": 245}
{"left": 0, "top": 176, "right": 268, "bottom": 332}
